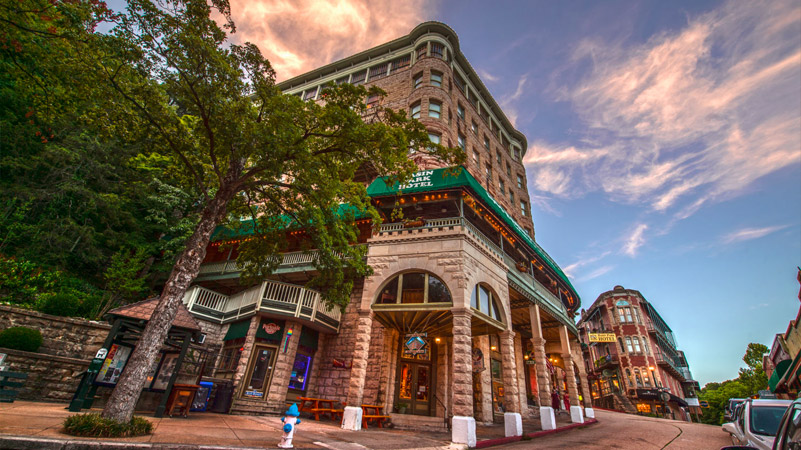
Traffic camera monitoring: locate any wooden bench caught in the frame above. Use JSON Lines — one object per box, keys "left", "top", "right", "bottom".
{"left": 0, "top": 371, "right": 28, "bottom": 403}
{"left": 361, "top": 404, "right": 390, "bottom": 429}
{"left": 309, "top": 407, "right": 338, "bottom": 421}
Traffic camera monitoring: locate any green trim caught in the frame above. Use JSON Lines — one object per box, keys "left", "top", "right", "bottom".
{"left": 299, "top": 328, "right": 319, "bottom": 350}
{"left": 367, "top": 166, "right": 579, "bottom": 307}
{"left": 256, "top": 319, "right": 285, "bottom": 342}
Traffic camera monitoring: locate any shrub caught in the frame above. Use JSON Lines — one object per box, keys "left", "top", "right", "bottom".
{"left": 0, "top": 326, "right": 43, "bottom": 352}
{"left": 37, "top": 292, "right": 83, "bottom": 317}
{"left": 63, "top": 413, "right": 153, "bottom": 438}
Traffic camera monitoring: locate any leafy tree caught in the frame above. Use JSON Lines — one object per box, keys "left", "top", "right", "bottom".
{"left": 90, "top": 0, "right": 463, "bottom": 423}
{"left": 740, "top": 342, "right": 769, "bottom": 394}
{"left": 698, "top": 342, "right": 769, "bottom": 425}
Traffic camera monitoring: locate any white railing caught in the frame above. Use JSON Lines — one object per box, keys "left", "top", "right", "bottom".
{"left": 183, "top": 281, "right": 341, "bottom": 330}
{"left": 198, "top": 248, "right": 362, "bottom": 276}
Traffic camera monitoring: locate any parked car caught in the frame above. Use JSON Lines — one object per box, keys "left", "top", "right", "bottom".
{"left": 722, "top": 399, "right": 792, "bottom": 450}
{"left": 772, "top": 397, "right": 801, "bottom": 449}
{"left": 727, "top": 398, "right": 748, "bottom": 421}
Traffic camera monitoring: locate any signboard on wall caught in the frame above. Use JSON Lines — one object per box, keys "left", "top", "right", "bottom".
{"left": 588, "top": 333, "right": 617, "bottom": 343}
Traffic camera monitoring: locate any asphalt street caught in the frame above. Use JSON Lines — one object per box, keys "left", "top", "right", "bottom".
{"left": 497, "top": 409, "right": 731, "bottom": 449}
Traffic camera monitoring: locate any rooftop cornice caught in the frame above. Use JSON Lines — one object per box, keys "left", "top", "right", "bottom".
{"left": 275, "top": 21, "right": 528, "bottom": 154}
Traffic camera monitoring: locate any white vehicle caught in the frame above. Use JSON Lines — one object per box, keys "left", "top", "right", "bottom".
{"left": 722, "top": 399, "right": 792, "bottom": 450}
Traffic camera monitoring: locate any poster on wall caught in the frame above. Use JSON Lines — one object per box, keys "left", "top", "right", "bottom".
{"left": 151, "top": 353, "right": 179, "bottom": 391}
{"left": 472, "top": 348, "right": 485, "bottom": 373}
{"left": 94, "top": 343, "right": 132, "bottom": 386}
{"left": 145, "top": 353, "right": 166, "bottom": 389}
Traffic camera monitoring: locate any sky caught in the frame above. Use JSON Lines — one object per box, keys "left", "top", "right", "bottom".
{"left": 204, "top": 0, "right": 798, "bottom": 386}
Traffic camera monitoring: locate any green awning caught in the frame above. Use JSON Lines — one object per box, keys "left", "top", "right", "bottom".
{"left": 367, "top": 166, "right": 579, "bottom": 308}
{"left": 223, "top": 319, "right": 251, "bottom": 341}
{"left": 211, "top": 203, "right": 369, "bottom": 241}
{"left": 769, "top": 359, "right": 792, "bottom": 391}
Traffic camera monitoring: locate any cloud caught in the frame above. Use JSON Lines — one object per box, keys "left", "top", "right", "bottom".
{"left": 579, "top": 265, "right": 615, "bottom": 282}
{"left": 623, "top": 224, "right": 648, "bottom": 257}
{"left": 476, "top": 68, "right": 499, "bottom": 82}
{"left": 564, "top": 251, "right": 612, "bottom": 278}
{"left": 525, "top": 0, "right": 801, "bottom": 221}
{"left": 226, "top": 0, "right": 426, "bottom": 81}
{"left": 721, "top": 225, "right": 788, "bottom": 244}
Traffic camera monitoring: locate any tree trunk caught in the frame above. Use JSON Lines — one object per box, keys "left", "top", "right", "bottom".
{"left": 101, "top": 184, "right": 236, "bottom": 423}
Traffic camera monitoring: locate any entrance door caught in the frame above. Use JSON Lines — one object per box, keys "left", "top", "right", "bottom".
{"left": 242, "top": 345, "right": 277, "bottom": 399}
{"left": 397, "top": 361, "right": 432, "bottom": 415}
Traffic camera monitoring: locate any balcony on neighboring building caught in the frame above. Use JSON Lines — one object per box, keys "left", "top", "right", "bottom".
{"left": 654, "top": 351, "right": 690, "bottom": 381}
{"left": 182, "top": 281, "right": 342, "bottom": 332}
{"left": 594, "top": 353, "right": 619, "bottom": 370}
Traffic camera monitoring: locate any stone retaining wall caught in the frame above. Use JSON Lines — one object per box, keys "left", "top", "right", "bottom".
{"left": 0, "top": 347, "right": 88, "bottom": 402}
{"left": 0, "top": 305, "right": 110, "bottom": 360}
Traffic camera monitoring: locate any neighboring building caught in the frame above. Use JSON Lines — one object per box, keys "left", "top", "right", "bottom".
{"left": 179, "top": 22, "right": 590, "bottom": 445}
{"left": 768, "top": 268, "right": 801, "bottom": 397}
{"left": 577, "top": 285, "right": 700, "bottom": 422}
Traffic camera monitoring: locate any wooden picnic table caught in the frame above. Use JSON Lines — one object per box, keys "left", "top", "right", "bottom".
{"left": 298, "top": 397, "right": 343, "bottom": 421}
{"left": 361, "top": 404, "right": 390, "bottom": 429}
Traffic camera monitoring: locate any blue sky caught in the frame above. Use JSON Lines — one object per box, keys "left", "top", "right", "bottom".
{"left": 212, "top": 0, "right": 801, "bottom": 385}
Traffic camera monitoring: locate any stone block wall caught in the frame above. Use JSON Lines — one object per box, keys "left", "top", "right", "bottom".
{"left": 0, "top": 305, "right": 110, "bottom": 360}
{"left": 306, "top": 280, "right": 365, "bottom": 404}
{"left": 0, "top": 347, "right": 88, "bottom": 402}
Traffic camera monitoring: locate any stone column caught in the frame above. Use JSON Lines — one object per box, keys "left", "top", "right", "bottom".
{"left": 477, "top": 336, "right": 493, "bottom": 423}
{"left": 529, "top": 304, "right": 555, "bottom": 430}
{"left": 232, "top": 317, "right": 260, "bottom": 396}
{"left": 514, "top": 333, "right": 530, "bottom": 417}
{"left": 436, "top": 338, "right": 449, "bottom": 418}
{"left": 341, "top": 310, "right": 374, "bottom": 431}
{"left": 573, "top": 346, "right": 594, "bottom": 418}
{"left": 560, "top": 325, "right": 584, "bottom": 423}
{"left": 451, "top": 308, "right": 476, "bottom": 447}
{"left": 500, "top": 330, "right": 522, "bottom": 437}
{"left": 266, "top": 321, "right": 302, "bottom": 411}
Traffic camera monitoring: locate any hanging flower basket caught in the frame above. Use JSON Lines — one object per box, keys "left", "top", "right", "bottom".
{"left": 516, "top": 261, "right": 529, "bottom": 272}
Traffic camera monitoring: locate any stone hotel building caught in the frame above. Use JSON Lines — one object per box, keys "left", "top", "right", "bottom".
{"left": 182, "top": 22, "right": 592, "bottom": 445}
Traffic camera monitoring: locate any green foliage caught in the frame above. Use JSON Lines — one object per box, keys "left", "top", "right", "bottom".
{"left": 0, "top": 326, "right": 43, "bottom": 352}
{"left": 698, "top": 342, "right": 770, "bottom": 425}
{"left": 63, "top": 413, "right": 152, "bottom": 438}
{"left": 0, "top": 256, "right": 60, "bottom": 305}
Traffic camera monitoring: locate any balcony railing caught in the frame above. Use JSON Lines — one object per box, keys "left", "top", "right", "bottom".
{"left": 183, "top": 280, "right": 342, "bottom": 331}
{"left": 594, "top": 354, "right": 619, "bottom": 369}
{"left": 377, "top": 216, "right": 504, "bottom": 262}
{"left": 198, "top": 248, "right": 356, "bottom": 278}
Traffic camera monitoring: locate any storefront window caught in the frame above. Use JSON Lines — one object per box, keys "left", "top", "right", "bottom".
{"left": 288, "top": 353, "right": 312, "bottom": 391}
{"left": 401, "top": 273, "right": 426, "bottom": 303}
{"left": 375, "top": 272, "right": 452, "bottom": 305}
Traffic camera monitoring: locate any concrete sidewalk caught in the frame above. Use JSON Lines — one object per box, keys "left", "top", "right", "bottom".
{"left": 0, "top": 401, "right": 595, "bottom": 449}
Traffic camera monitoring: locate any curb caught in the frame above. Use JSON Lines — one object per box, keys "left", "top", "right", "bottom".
{"left": 0, "top": 435, "right": 267, "bottom": 450}
{"left": 473, "top": 419, "right": 599, "bottom": 449}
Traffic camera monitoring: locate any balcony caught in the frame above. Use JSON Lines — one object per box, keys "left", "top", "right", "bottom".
{"left": 594, "top": 354, "right": 619, "bottom": 370}
{"left": 183, "top": 280, "right": 342, "bottom": 332}
{"left": 654, "top": 351, "right": 689, "bottom": 381}
{"left": 197, "top": 248, "right": 358, "bottom": 280}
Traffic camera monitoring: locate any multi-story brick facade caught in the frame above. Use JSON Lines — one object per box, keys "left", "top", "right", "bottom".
{"left": 577, "top": 285, "right": 701, "bottom": 421}
{"left": 180, "top": 22, "right": 588, "bottom": 445}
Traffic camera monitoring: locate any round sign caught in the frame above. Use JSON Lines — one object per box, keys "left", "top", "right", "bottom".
{"left": 660, "top": 392, "right": 670, "bottom": 402}
{"left": 602, "top": 369, "right": 613, "bottom": 377}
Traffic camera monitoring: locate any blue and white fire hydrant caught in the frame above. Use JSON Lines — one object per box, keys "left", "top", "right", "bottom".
{"left": 278, "top": 403, "right": 301, "bottom": 448}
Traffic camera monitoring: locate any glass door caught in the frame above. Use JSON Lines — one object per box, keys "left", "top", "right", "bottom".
{"left": 242, "top": 345, "right": 277, "bottom": 399}
{"left": 397, "top": 361, "right": 432, "bottom": 415}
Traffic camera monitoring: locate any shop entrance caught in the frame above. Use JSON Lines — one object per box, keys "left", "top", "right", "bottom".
{"left": 241, "top": 344, "right": 278, "bottom": 399}
{"left": 395, "top": 334, "right": 436, "bottom": 416}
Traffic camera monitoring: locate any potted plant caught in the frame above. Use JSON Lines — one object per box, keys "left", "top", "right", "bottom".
{"left": 395, "top": 402, "right": 409, "bottom": 414}
{"left": 402, "top": 217, "right": 426, "bottom": 228}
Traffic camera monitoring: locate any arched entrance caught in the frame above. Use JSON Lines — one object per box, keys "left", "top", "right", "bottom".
{"left": 372, "top": 271, "right": 453, "bottom": 417}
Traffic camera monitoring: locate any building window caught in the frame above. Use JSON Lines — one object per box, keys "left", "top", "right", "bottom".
{"left": 430, "top": 42, "right": 445, "bottom": 59}
{"left": 369, "top": 63, "right": 388, "bottom": 81}
{"left": 643, "top": 340, "right": 650, "bottom": 355}
{"left": 376, "top": 272, "right": 452, "bottom": 304}
{"left": 626, "top": 368, "right": 633, "bottom": 386}
{"left": 619, "top": 338, "right": 626, "bottom": 354}
{"left": 470, "top": 121, "right": 478, "bottom": 136}
{"left": 428, "top": 101, "right": 441, "bottom": 119}
{"left": 454, "top": 73, "right": 465, "bottom": 92}
{"left": 458, "top": 133, "right": 465, "bottom": 150}
{"left": 457, "top": 103, "right": 465, "bottom": 120}
{"left": 335, "top": 76, "right": 349, "bottom": 85}
{"left": 287, "top": 352, "right": 313, "bottom": 391}
{"left": 410, "top": 102, "right": 421, "bottom": 119}
{"left": 626, "top": 337, "right": 633, "bottom": 352}
{"left": 520, "top": 201, "right": 527, "bottom": 217}
{"left": 618, "top": 306, "right": 633, "bottom": 323}
{"left": 517, "top": 175, "right": 523, "bottom": 189}
{"left": 428, "top": 133, "right": 441, "bottom": 146}
{"left": 416, "top": 44, "right": 427, "bottom": 60}
{"left": 413, "top": 72, "right": 423, "bottom": 89}
{"left": 496, "top": 151, "right": 502, "bottom": 165}
{"left": 506, "top": 163, "right": 511, "bottom": 177}
{"left": 351, "top": 70, "right": 366, "bottom": 86}
{"left": 634, "top": 369, "right": 643, "bottom": 387}
{"left": 303, "top": 88, "right": 317, "bottom": 101}
{"left": 509, "top": 190, "right": 514, "bottom": 203}
{"left": 392, "top": 54, "right": 411, "bottom": 71}
{"left": 473, "top": 150, "right": 480, "bottom": 166}
{"left": 365, "top": 94, "right": 380, "bottom": 109}
{"left": 513, "top": 147, "right": 521, "bottom": 161}
{"left": 499, "top": 180, "right": 505, "bottom": 195}
{"left": 486, "top": 166, "right": 492, "bottom": 183}
{"left": 633, "top": 337, "right": 642, "bottom": 353}
{"left": 431, "top": 71, "right": 442, "bottom": 87}
{"left": 484, "top": 136, "right": 490, "bottom": 150}
{"left": 470, "top": 284, "right": 502, "bottom": 322}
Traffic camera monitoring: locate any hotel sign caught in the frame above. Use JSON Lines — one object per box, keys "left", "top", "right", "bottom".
{"left": 588, "top": 333, "right": 616, "bottom": 343}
